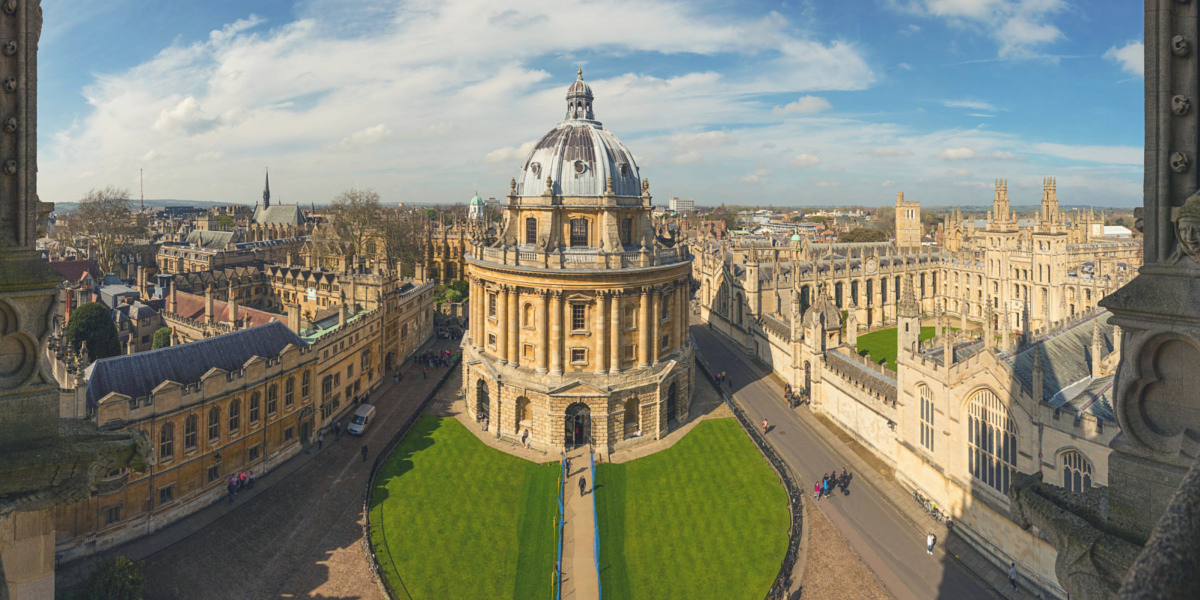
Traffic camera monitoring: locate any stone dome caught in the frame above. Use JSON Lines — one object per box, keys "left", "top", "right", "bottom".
{"left": 790, "top": 233, "right": 803, "bottom": 242}
{"left": 514, "top": 71, "right": 642, "bottom": 198}
{"left": 470, "top": 193, "right": 484, "bottom": 206}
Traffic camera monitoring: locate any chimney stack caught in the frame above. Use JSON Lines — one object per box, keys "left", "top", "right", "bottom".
{"left": 205, "top": 285, "right": 214, "bottom": 324}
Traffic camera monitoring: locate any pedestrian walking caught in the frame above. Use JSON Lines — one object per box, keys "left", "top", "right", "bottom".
{"left": 361, "top": 444, "right": 368, "bottom": 462}
{"left": 522, "top": 429, "right": 529, "bottom": 449}
{"left": 239, "top": 471, "right": 247, "bottom": 490}
{"left": 927, "top": 532, "right": 935, "bottom": 555}
{"left": 334, "top": 421, "right": 341, "bottom": 439}
{"left": 814, "top": 481, "right": 821, "bottom": 501}
{"left": 227, "top": 480, "right": 237, "bottom": 504}
{"left": 422, "top": 367, "right": 428, "bottom": 380}
{"left": 822, "top": 477, "right": 829, "bottom": 498}
{"left": 727, "top": 375, "right": 733, "bottom": 388}
{"left": 762, "top": 419, "right": 769, "bottom": 435}
{"left": 318, "top": 432, "right": 324, "bottom": 450}
{"left": 1009, "top": 563, "right": 1017, "bottom": 590}
{"left": 565, "top": 458, "right": 572, "bottom": 475}
{"left": 247, "top": 470, "right": 255, "bottom": 490}
{"left": 579, "top": 476, "right": 587, "bottom": 497}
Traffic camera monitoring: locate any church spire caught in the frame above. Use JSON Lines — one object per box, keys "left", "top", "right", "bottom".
{"left": 263, "top": 168, "right": 271, "bottom": 209}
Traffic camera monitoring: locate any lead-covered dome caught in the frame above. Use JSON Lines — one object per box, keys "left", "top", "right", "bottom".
{"left": 515, "top": 71, "right": 642, "bottom": 198}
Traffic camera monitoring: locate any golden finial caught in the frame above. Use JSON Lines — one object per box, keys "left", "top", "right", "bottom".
{"left": 577, "top": 68, "right": 583, "bottom": 78}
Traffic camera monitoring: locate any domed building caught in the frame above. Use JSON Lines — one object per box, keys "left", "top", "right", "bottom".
{"left": 462, "top": 71, "right": 694, "bottom": 453}
{"left": 468, "top": 192, "right": 485, "bottom": 222}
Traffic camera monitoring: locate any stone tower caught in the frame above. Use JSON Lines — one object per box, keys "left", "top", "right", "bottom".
{"left": 0, "top": 4, "right": 146, "bottom": 598}
{"left": 991, "top": 179, "right": 1011, "bottom": 225}
{"left": 896, "top": 275, "right": 920, "bottom": 357}
{"left": 895, "top": 191, "right": 921, "bottom": 249}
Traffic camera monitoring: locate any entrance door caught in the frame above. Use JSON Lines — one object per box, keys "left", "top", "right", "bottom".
{"left": 564, "top": 403, "right": 591, "bottom": 449}
{"left": 301, "top": 419, "right": 312, "bottom": 444}
{"left": 477, "top": 380, "right": 491, "bottom": 423}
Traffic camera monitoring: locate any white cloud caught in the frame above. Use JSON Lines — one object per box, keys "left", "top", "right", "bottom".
{"left": 899, "top": 0, "right": 1067, "bottom": 58}
{"left": 872, "top": 147, "right": 912, "bottom": 157}
{"left": 881, "top": 179, "right": 896, "bottom": 187}
{"left": 669, "top": 131, "right": 734, "bottom": 148}
{"left": 789, "top": 153, "right": 822, "bottom": 168}
{"left": 1104, "top": 41, "right": 1144, "bottom": 77}
{"left": 673, "top": 151, "right": 703, "bottom": 164}
{"left": 772, "top": 95, "right": 831, "bottom": 116}
{"left": 936, "top": 147, "right": 977, "bottom": 159}
{"left": 943, "top": 99, "right": 996, "bottom": 111}
{"left": 331, "top": 124, "right": 394, "bottom": 150}
{"left": 990, "top": 150, "right": 1016, "bottom": 159}
{"left": 897, "top": 62, "right": 913, "bottom": 71}
{"left": 738, "top": 168, "right": 771, "bottom": 183}
{"left": 152, "top": 96, "right": 220, "bottom": 136}
{"left": 952, "top": 168, "right": 971, "bottom": 177}
{"left": 1031, "top": 143, "right": 1142, "bottom": 165}
{"left": 484, "top": 140, "right": 537, "bottom": 163}
{"left": 954, "top": 180, "right": 990, "bottom": 188}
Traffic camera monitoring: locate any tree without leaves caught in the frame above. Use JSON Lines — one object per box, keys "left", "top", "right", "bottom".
{"left": 328, "top": 188, "right": 382, "bottom": 259}
{"left": 67, "top": 186, "right": 138, "bottom": 274}
{"left": 379, "top": 209, "right": 425, "bottom": 277}
{"left": 65, "top": 302, "right": 121, "bottom": 361}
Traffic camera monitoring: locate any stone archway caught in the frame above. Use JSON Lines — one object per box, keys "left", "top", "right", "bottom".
{"left": 565, "top": 403, "right": 591, "bottom": 449}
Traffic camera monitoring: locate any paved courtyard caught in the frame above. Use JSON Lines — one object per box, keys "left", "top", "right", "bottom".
{"left": 71, "top": 337, "right": 462, "bottom": 600}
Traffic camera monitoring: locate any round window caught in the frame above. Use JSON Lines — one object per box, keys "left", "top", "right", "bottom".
{"left": 531, "top": 163, "right": 541, "bottom": 177}
{"left": 574, "top": 161, "right": 586, "bottom": 174}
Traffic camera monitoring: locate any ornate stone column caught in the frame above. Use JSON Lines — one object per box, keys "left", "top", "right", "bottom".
{"left": 508, "top": 287, "right": 520, "bottom": 366}
{"left": 497, "top": 285, "right": 509, "bottom": 364}
{"left": 639, "top": 287, "right": 651, "bottom": 367}
{"left": 610, "top": 291, "right": 622, "bottom": 372}
{"left": 549, "top": 291, "right": 563, "bottom": 375}
{"left": 595, "top": 291, "right": 609, "bottom": 374}
{"left": 536, "top": 291, "right": 549, "bottom": 374}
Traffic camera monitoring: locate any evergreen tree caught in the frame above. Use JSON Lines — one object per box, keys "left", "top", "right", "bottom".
{"left": 65, "top": 302, "right": 121, "bottom": 360}
{"left": 151, "top": 326, "right": 172, "bottom": 350}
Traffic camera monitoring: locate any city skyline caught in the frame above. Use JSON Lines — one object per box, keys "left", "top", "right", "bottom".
{"left": 39, "top": 0, "right": 1143, "bottom": 207}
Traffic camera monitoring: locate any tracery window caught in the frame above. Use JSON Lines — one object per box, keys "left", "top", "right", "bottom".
{"left": 967, "top": 389, "right": 1018, "bottom": 494}
{"left": 1061, "top": 450, "right": 1093, "bottom": 492}
{"left": 919, "top": 385, "right": 935, "bottom": 452}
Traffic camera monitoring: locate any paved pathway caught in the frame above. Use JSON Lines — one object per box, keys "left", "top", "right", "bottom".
{"left": 693, "top": 324, "right": 1043, "bottom": 600}
{"left": 561, "top": 447, "right": 599, "bottom": 600}
{"left": 58, "top": 336, "right": 462, "bottom": 599}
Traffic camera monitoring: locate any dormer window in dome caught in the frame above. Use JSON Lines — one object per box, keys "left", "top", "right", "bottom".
{"left": 618, "top": 162, "right": 629, "bottom": 176}
{"left": 574, "top": 160, "right": 586, "bottom": 175}
{"left": 530, "top": 162, "right": 541, "bottom": 178}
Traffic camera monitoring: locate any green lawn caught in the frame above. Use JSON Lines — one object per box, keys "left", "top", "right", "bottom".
{"left": 595, "top": 418, "right": 789, "bottom": 600}
{"left": 856, "top": 326, "right": 936, "bottom": 371}
{"left": 368, "top": 415, "right": 559, "bottom": 600}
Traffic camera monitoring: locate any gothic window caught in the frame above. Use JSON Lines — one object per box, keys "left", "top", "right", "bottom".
{"left": 184, "top": 414, "right": 198, "bottom": 451}
{"left": 208, "top": 407, "right": 220, "bottom": 442}
{"left": 880, "top": 279, "right": 886, "bottom": 304}
{"left": 229, "top": 399, "right": 240, "bottom": 433}
{"left": 834, "top": 283, "right": 843, "bottom": 309}
{"left": 159, "top": 423, "right": 174, "bottom": 461}
{"left": 919, "top": 385, "right": 935, "bottom": 452}
{"left": 967, "top": 389, "right": 1018, "bottom": 494}
{"left": 526, "top": 218, "right": 537, "bottom": 244}
{"left": 570, "top": 218, "right": 589, "bottom": 247}
{"left": 1061, "top": 450, "right": 1093, "bottom": 492}
{"left": 621, "top": 218, "right": 633, "bottom": 246}
{"left": 866, "top": 279, "right": 873, "bottom": 306}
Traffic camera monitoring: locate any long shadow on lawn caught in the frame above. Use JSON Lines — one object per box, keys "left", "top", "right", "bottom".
{"left": 595, "top": 463, "right": 631, "bottom": 599}
{"left": 368, "top": 416, "right": 440, "bottom": 600}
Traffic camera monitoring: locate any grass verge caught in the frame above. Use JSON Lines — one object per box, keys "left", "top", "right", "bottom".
{"left": 595, "top": 418, "right": 789, "bottom": 600}
{"left": 369, "top": 415, "right": 557, "bottom": 600}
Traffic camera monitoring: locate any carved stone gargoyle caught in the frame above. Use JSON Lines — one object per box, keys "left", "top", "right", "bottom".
{"left": 1008, "top": 471, "right": 1144, "bottom": 600}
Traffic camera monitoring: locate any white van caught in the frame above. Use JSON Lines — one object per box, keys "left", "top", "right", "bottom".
{"left": 347, "top": 404, "right": 376, "bottom": 436}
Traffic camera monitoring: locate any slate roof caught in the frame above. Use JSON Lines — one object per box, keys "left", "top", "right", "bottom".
{"left": 1005, "top": 311, "right": 1116, "bottom": 421}
{"left": 253, "top": 205, "right": 306, "bottom": 226}
{"left": 186, "top": 230, "right": 236, "bottom": 249}
{"left": 86, "top": 321, "right": 305, "bottom": 406}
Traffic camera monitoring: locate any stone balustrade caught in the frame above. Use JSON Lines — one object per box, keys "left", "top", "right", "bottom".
{"left": 470, "top": 242, "right": 690, "bottom": 270}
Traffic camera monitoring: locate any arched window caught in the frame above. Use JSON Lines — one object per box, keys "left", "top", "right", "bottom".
{"left": 526, "top": 218, "right": 537, "bottom": 244}
{"left": 208, "top": 407, "right": 221, "bottom": 442}
{"left": 302, "top": 370, "right": 311, "bottom": 398}
{"left": 285, "top": 377, "right": 295, "bottom": 408}
{"left": 516, "top": 397, "right": 531, "bottom": 431}
{"left": 322, "top": 376, "right": 333, "bottom": 399}
{"left": 267, "top": 384, "right": 278, "bottom": 417}
{"left": 524, "top": 303, "right": 534, "bottom": 327}
{"left": 159, "top": 422, "right": 175, "bottom": 461}
{"left": 967, "top": 389, "right": 1018, "bottom": 494}
{"left": 250, "top": 392, "right": 261, "bottom": 425}
{"left": 1061, "top": 450, "right": 1093, "bottom": 492}
{"left": 570, "top": 218, "right": 589, "bottom": 247}
{"left": 228, "top": 399, "right": 240, "bottom": 433}
{"left": 184, "top": 414, "right": 198, "bottom": 451}
{"left": 621, "top": 218, "right": 633, "bottom": 246}
{"left": 919, "top": 385, "right": 934, "bottom": 452}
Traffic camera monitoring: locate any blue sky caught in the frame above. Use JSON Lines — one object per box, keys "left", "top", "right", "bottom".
{"left": 38, "top": 0, "right": 1144, "bottom": 207}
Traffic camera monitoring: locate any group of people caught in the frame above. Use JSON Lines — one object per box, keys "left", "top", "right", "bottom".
{"left": 436, "top": 326, "right": 463, "bottom": 340}
{"left": 414, "top": 349, "right": 458, "bottom": 372}
{"left": 226, "top": 470, "right": 255, "bottom": 503}
{"left": 814, "top": 468, "right": 849, "bottom": 501}
{"left": 714, "top": 370, "right": 732, "bottom": 389}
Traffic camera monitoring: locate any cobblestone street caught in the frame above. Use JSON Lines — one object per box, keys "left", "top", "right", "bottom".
{"left": 136, "top": 338, "right": 461, "bottom": 600}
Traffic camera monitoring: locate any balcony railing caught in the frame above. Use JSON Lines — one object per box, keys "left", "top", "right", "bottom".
{"left": 471, "top": 243, "right": 691, "bottom": 270}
